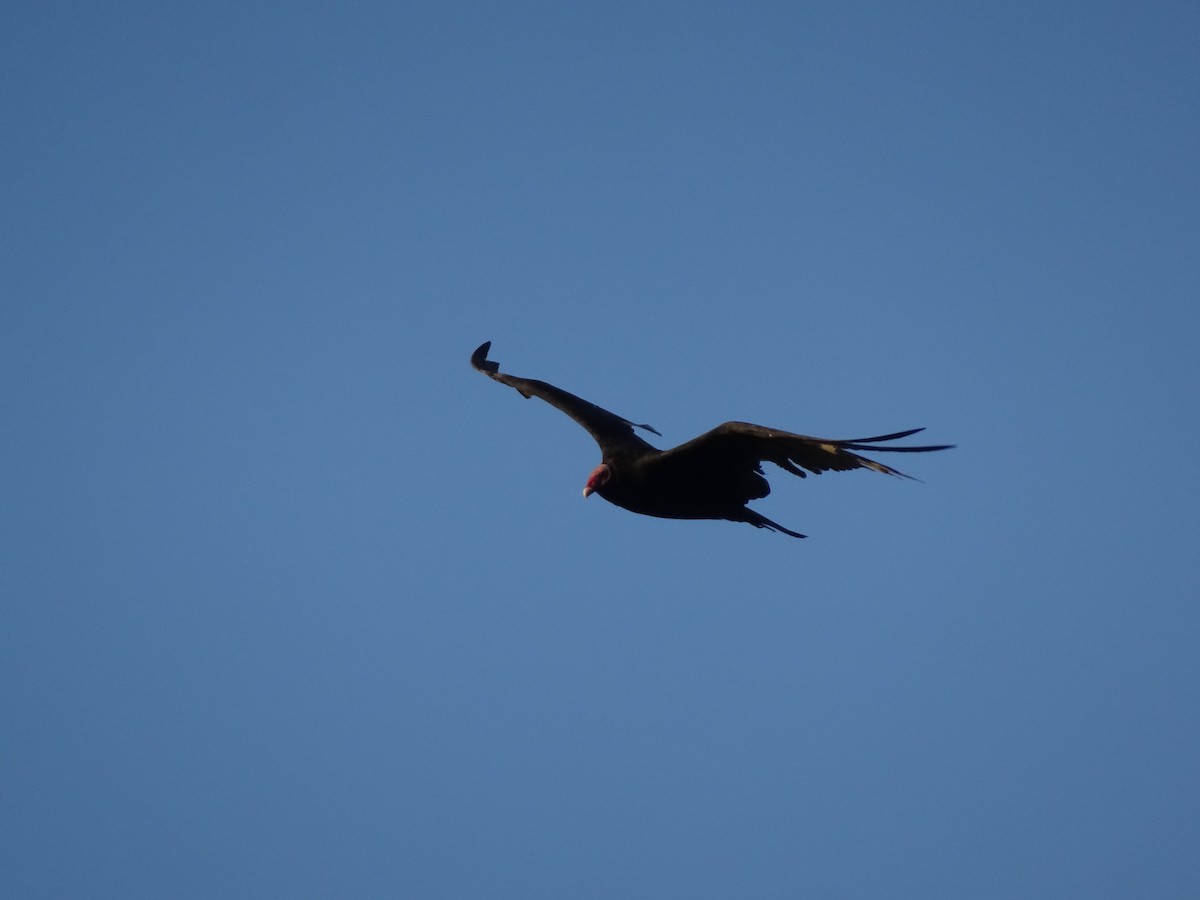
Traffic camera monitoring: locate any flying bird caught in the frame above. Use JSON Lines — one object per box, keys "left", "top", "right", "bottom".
{"left": 471, "top": 341, "right": 952, "bottom": 538}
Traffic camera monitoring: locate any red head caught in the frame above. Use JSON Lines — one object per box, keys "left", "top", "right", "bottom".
{"left": 583, "top": 463, "right": 611, "bottom": 498}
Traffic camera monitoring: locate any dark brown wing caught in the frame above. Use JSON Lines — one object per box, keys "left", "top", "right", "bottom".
{"left": 471, "top": 342, "right": 660, "bottom": 455}
{"left": 654, "top": 421, "right": 954, "bottom": 483}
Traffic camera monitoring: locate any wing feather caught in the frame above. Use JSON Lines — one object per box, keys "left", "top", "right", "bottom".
{"left": 656, "top": 421, "right": 953, "bottom": 483}
{"left": 471, "top": 342, "right": 660, "bottom": 454}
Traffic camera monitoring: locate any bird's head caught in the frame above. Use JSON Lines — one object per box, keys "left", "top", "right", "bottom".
{"left": 582, "top": 463, "right": 611, "bottom": 498}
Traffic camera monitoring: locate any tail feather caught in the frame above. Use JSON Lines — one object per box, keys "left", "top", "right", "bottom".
{"left": 735, "top": 507, "right": 807, "bottom": 539}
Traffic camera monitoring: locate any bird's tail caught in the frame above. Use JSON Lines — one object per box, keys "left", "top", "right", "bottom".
{"left": 736, "top": 508, "right": 807, "bottom": 539}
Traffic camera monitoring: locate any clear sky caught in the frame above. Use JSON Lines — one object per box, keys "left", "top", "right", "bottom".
{"left": 3, "top": 2, "right": 1198, "bottom": 898}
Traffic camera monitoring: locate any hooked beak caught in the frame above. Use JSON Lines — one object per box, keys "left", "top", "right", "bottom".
{"left": 583, "top": 463, "right": 608, "bottom": 499}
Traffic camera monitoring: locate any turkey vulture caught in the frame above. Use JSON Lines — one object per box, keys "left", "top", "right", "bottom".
{"left": 471, "top": 341, "right": 952, "bottom": 538}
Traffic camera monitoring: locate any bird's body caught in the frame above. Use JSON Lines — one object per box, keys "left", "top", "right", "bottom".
{"left": 471, "top": 341, "right": 952, "bottom": 539}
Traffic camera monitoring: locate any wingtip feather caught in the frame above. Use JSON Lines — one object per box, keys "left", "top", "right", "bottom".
{"left": 471, "top": 341, "right": 499, "bottom": 374}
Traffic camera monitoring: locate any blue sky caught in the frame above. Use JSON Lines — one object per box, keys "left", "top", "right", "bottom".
{"left": 3, "top": 2, "right": 1198, "bottom": 897}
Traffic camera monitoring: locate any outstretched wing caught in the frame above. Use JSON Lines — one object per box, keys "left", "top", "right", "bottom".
{"left": 655, "top": 421, "right": 954, "bottom": 483}
{"left": 471, "top": 342, "right": 661, "bottom": 454}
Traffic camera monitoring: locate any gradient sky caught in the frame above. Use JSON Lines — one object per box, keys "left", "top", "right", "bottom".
{"left": 4, "top": 2, "right": 1198, "bottom": 898}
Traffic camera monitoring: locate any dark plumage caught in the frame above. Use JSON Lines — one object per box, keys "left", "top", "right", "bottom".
{"left": 472, "top": 341, "right": 952, "bottom": 538}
